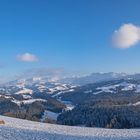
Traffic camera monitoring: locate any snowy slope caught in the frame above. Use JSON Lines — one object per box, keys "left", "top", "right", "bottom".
{"left": 0, "top": 115, "right": 140, "bottom": 140}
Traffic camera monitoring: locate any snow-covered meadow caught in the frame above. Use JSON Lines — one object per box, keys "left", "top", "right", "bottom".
{"left": 0, "top": 115, "right": 140, "bottom": 140}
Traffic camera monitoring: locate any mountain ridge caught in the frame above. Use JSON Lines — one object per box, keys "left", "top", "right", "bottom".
{"left": 0, "top": 72, "right": 140, "bottom": 128}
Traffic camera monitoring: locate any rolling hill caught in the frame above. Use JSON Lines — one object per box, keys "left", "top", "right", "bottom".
{"left": 0, "top": 115, "right": 140, "bottom": 140}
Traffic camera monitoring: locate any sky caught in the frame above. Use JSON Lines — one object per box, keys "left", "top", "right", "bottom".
{"left": 0, "top": 0, "right": 140, "bottom": 82}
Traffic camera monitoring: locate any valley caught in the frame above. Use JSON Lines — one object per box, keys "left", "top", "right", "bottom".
{"left": 0, "top": 73, "right": 140, "bottom": 128}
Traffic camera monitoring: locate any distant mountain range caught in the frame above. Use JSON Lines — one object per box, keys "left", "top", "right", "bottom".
{"left": 59, "top": 72, "right": 127, "bottom": 85}
{"left": 0, "top": 72, "right": 140, "bottom": 128}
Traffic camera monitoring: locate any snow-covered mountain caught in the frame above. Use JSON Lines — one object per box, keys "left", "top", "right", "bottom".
{"left": 0, "top": 73, "right": 140, "bottom": 128}
{"left": 0, "top": 115, "right": 140, "bottom": 140}
{"left": 59, "top": 72, "right": 128, "bottom": 85}
{"left": 0, "top": 76, "right": 76, "bottom": 123}
{"left": 0, "top": 76, "right": 76, "bottom": 99}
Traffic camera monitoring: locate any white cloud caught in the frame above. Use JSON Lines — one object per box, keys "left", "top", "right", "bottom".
{"left": 112, "top": 23, "right": 140, "bottom": 48}
{"left": 17, "top": 53, "right": 39, "bottom": 62}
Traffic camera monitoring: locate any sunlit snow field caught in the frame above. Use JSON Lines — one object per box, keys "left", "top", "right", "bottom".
{"left": 0, "top": 115, "right": 140, "bottom": 140}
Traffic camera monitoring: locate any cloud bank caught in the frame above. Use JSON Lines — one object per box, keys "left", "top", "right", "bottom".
{"left": 17, "top": 53, "right": 39, "bottom": 62}
{"left": 112, "top": 23, "right": 140, "bottom": 48}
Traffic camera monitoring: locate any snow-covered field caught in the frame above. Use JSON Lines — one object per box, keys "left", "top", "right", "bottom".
{"left": 0, "top": 116, "right": 140, "bottom": 140}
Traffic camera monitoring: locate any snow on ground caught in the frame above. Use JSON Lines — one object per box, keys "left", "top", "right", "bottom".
{"left": 38, "top": 85, "right": 47, "bottom": 92}
{"left": 15, "top": 88, "right": 33, "bottom": 95}
{"left": 52, "top": 89, "right": 75, "bottom": 98}
{"left": 95, "top": 82, "right": 140, "bottom": 94}
{"left": 22, "top": 95, "right": 32, "bottom": 99}
{"left": 0, "top": 115, "right": 140, "bottom": 140}
{"left": 0, "top": 95, "right": 14, "bottom": 99}
{"left": 84, "top": 90, "right": 92, "bottom": 93}
{"left": 40, "top": 110, "right": 59, "bottom": 122}
{"left": 58, "top": 99, "right": 75, "bottom": 111}
{"left": 132, "top": 101, "right": 140, "bottom": 106}
{"left": 135, "top": 85, "right": 140, "bottom": 93}
{"left": 12, "top": 99, "right": 47, "bottom": 106}
{"left": 121, "top": 83, "right": 136, "bottom": 91}
{"left": 96, "top": 86, "right": 115, "bottom": 93}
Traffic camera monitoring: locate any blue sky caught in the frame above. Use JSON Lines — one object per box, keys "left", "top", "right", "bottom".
{"left": 1, "top": 0, "right": 140, "bottom": 82}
